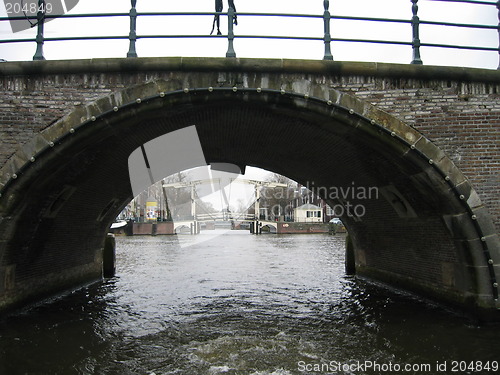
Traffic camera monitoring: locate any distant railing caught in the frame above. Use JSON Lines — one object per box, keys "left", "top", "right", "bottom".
{"left": 0, "top": 0, "right": 499, "bottom": 68}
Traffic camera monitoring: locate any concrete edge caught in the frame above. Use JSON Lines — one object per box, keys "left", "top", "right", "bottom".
{"left": 1, "top": 57, "right": 500, "bottom": 83}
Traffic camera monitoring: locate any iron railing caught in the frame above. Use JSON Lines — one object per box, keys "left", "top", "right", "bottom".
{"left": 0, "top": 0, "right": 499, "bottom": 68}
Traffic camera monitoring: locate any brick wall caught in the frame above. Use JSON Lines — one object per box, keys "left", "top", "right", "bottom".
{"left": 2, "top": 68, "right": 497, "bottom": 230}
{"left": 347, "top": 78, "right": 500, "bottom": 232}
{"left": 0, "top": 58, "right": 498, "bottom": 315}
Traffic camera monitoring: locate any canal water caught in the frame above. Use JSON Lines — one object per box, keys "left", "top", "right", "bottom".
{"left": 1, "top": 231, "right": 499, "bottom": 375}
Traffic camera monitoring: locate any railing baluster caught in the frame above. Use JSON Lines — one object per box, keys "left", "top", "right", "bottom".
{"left": 33, "top": 0, "right": 46, "bottom": 60}
{"left": 411, "top": 0, "right": 423, "bottom": 64}
{"left": 226, "top": 6, "right": 236, "bottom": 58}
{"left": 127, "top": 0, "right": 138, "bottom": 58}
{"left": 323, "top": 0, "right": 333, "bottom": 60}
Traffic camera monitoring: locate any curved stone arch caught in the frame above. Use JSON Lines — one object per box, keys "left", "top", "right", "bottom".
{"left": 0, "top": 78, "right": 498, "bottom": 318}
{"left": 174, "top": 223, "right": 192, "bottom": 234}
{"left": 260, "top": 222, "right": 278, "bottom": 232}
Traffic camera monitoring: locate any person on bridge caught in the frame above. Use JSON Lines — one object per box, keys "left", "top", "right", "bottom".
{"left": 211, "top": 0, "right": 238, "bottom": 35}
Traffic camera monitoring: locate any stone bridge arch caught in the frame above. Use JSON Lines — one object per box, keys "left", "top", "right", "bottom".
{"left": 174, "top": 224, "right": 191, "bottom": 234}
{"left": 0, "top": 71, "right": 498, "bottom": 319}
{"left": 261, "top": 222, "right": 278, "bottom": 232}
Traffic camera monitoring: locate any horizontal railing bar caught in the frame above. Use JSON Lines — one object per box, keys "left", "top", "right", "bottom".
{"left": 0, "top": 12, "right": 319, "bottom": 22}
{"left": 0, "top": 35, "right": 412, "bottom": 45}
{"left": 0, "top": 36, "right": 130, "bottom": 43}
{"left": 38, "top": 36, "right": 130, "bottom": 42}
{"left": 1, "top": 12, "right": 495, "bottom": 31}
{"left": 136, "top": 35, "right": 225, "bottom": 39}
{"left": 420, "top": 20, "right": 498, "bottom": 29}
{"left": 2, "top": 14, "right": 495, "bottom": 32}
{"left": 331, "top": 15, "right": 412, "bottom": 24}
{"left": 332, "top": 38, "right": 498, "bottom": 51}
{"left": 424, "top": 0, "right": 498, "bottom": 5}
{"left": 0, "top": 38, "right": 35, "bottom": 44}
{"left": 1, "top": 35, "right": 497, "bottom": 53}
{"left": 330, "top": 38, "right": 413, "bottom": 46}
{"left": 0, "top": 13, "right": 413, "bottom": 24}
{"left": 0, "top": 13, "right": 129, "bottom": 22}
{"left": 138, "top": 12, "right": 322, "bottom": 19}
{"left": 234, "top": 35, "right": 412, "bottom": 45}
{"left": 139, "top": 34, "right": 325, "bottom": 41}
{"left": 421, "top": 42, "right": 499, "bottom": 51}
{"left": 330, "top": 15, "right": 498, "bottom": 30}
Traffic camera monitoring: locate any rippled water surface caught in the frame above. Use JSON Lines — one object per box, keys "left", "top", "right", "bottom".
{"left": 1, "top": 231, "right": 499, "bottom": 374}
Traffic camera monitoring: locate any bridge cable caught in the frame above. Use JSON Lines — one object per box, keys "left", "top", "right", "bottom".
{"left": 218, "top": 179, "right": 225, "bottom": 213}
{"left": 140, "top": 145, "right": 155, "bottom": 187}
{"left": 233, "top": 196, "right": 257, "bottom": 221}
{"left": 219, "top": 179, "right": 235, "bottom": 225}
{"left": 193, "top": 188, "right": 218, "bottom": 220}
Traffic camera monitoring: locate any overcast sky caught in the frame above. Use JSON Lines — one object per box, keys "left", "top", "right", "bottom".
{"left": 1, "top": 0, "right": 498, "bottom": 68}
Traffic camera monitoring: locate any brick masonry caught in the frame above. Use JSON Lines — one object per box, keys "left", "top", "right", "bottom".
{"left": 0, "top": 58, "right": 498, "bottom": 317}
{"left": 350, "top": 78, "right": 500, "bottom": 233}
{"left": 0, "top": 61, "right": 497, "bottom": 231}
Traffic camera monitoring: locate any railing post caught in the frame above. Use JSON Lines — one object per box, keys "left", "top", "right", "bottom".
{"left": 226, "top": 6, "right": 236, "bottom": 58}
{"left": 323, "top": 0, "right": 333, "bottom": 60}
{"left": 497, "top": 0, "right": 500, "bottom": 69}
{"left": 411, "top": 0, "right": 423, "bottom": 64}
{"left": 33, "top": 0, "right": 45, "bottom": 60}
{"left": 127, "top": 0, "right": 138, "bottom": 58}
